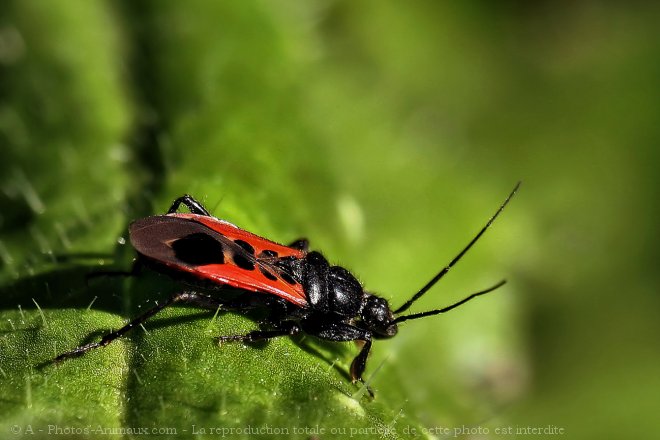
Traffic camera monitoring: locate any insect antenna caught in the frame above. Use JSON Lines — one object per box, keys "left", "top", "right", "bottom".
{"left": 393, "top": 280, "right": 505, "bottom": 323}
{"left": 393, "top": 182, "right": 520, "bottom": 316}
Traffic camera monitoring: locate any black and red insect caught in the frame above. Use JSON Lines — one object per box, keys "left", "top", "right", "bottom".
{"left": 56, "top": 183, "right": 520, "bottom": 395}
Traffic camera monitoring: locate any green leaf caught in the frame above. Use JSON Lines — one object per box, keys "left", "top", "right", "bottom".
{"left": 1, "top": 1, "right": 522, "bottom": 438}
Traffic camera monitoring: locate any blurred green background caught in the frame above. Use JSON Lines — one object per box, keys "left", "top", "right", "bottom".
{"left": 1, "top": 1, "right": 658, "bottom": 439}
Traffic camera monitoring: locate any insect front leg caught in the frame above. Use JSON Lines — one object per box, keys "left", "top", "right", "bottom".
{"left": 167, "top": 194, "right": 211, "bottom": 216}
{"left": 54, "top": 291, "right": 222, "bottom": 363}
{"left": 349, "top": 338, "right": 372, "bottom": 387}
{"left": 301, "top": 319, "right": 375, "bottom": 396}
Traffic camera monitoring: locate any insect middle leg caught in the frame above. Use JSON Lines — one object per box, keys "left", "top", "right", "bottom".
{"left": 85, "top": 258, "right": 144, "bottom": 284}
{"left": 288, "top": 238, "right": 309, "bottom": 251}
{"left": 54, "top": 291, "right": 224, "bottom": 362}
{"left": 217, "top": 321, "right": 301, "bottom": 344}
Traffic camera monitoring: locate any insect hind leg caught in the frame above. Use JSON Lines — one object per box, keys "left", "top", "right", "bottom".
{"left": 54, "top": 291, "right": 223, "bottom": 363}
{"left": 167, "top": 194, "right": 211, "bottom": 216}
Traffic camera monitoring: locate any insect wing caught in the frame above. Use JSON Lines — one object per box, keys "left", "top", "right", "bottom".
{"left": 171, "top": 213, "right": 306, "bottom": 259}
{"left": 129, "top": 214, "right": 308, "bottom": 306}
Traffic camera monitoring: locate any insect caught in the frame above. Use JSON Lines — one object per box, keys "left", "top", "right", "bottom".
{"left": 55, "top": 183, "right": 520, "bottom": 396}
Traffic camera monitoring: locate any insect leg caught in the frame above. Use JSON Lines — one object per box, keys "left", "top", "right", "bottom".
{"left": 301, "top": 320, "right": 375, "bottom": 396}
{"left": 349, "top": 338, "right": 373, "bottom": 386}
{"left": 167, "top": 194, "right": 211, "bottom": 216}
{"left": 85, "top": 258, "right": 143, "bottom": 285}
{"left": 288, "top": 238, "right": 309, "bottom": 251}
{"left": 217, "top": 321, "right": 301, "bottom": 344}
{"left": 54, "top": 291, "right": 219, "bottom": 362}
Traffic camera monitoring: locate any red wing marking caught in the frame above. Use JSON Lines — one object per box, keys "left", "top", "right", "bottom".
{"left": 129, "top": 214, "right": 308, "bottom": 306}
